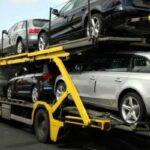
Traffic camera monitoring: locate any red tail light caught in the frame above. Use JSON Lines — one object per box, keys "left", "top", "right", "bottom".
{"left": 42, "top": 73, "right": 54, "bottom": 80}
{"left": 112, "top": 0, "right": 120, "bottom": 5}
{"left": 28, "top": 28, "right": 40, "bottom": 34}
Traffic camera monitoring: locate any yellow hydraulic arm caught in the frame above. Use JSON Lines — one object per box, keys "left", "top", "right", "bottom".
{"left": 0, "top": 46, "right": 111, "bottom": 142}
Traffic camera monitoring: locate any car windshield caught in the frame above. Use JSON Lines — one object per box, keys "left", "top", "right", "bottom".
{"left": 32, "top": 20, "right": 49, "bottom": 27}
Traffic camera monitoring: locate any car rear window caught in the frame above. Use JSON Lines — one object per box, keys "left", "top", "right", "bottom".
{"left": 32, "top": 20, "right": 49, "bottom": 27}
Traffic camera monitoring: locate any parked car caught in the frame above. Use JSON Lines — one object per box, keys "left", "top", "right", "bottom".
{"left": 55, "top": 52, "right": 150, "bottom": 125}
{"left": 7, "top": 62, "right": 56, "bottom": 102}
{"left": 2, "top": 19, "right": 49, "bottom": 54}
{"left": 38, "top": 0, "right": 150, "bottom": 50}
{"left": 0, "top": 66, "right": 22, "bottom": 97}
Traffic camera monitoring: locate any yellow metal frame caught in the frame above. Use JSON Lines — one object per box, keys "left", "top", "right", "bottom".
{"left": 0, "top": 46, "right": 111, "bottom": 142}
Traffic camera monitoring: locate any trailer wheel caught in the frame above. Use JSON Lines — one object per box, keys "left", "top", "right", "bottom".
{"left": 34, "top": 109, "right": 50, "bottom": 143}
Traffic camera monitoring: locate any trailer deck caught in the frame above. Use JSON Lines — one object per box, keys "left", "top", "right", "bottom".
{"left": 0, "top": 36, "right": 150, "bottom": 142}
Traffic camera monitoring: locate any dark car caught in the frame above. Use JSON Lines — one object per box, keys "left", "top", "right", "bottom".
{"left": 1, "top": 19, "right": 49, "bottom": 54}
{"left": 7, "top": 63, "right": 56, "bottom": 102}
{"left": 0, "top": 66, "right": 23, "bottom": 97}
{"left": 38, "top": 0, "right": 150, "bottom": 50}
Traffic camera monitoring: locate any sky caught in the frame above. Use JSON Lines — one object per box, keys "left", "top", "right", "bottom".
{"left": 0, "top": 0, "right": 68, "bottom": 37}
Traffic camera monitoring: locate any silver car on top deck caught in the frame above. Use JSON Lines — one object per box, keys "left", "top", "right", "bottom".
{"left": 1, "top": 19, "right": 48, "bottom": 54}
{"left": 55, "top": 52, "right": 150, "bottom": 125}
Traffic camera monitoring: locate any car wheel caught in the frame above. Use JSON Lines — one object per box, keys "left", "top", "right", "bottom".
{"left": 120, "top": 92, "right": 145, "bottom": 125}
{"left": 34, "top": 109, "right": 50, "bottom": 143}
{"left": 55, "top": 82, "right": 66, "bottom": 101}
{"left": 86, "top": 13, "right": 103, "bottom": 38}
{"left": 7, "top": 85, "right": 12, "bottom": 99}
{"left": 38, "top": 32, "right": 48, "bottom": 50}
{"left": 31, "top": 86, "right": 39, "bottom": 103}
{"left": 16, "top": 40, "right": 25, "bottom": 54}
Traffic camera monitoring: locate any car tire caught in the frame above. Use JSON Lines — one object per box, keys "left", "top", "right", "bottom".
{"left": 31, "top": 86, "right": 39, "bottom": 103}
{"left": 120, "top": 92, "right": 145, "bottom": 125}
{"left": 34, "top": 109, "right": 50, "bottom": 143}
{"left": 86, "top": 13, "right": 103, "bottom": 38}
{"left": 16, "top": 39, "right": 25, "bottom": 54}
{"left": 7, "top": 85, "right": 12, "bottom": 100}
{"left": 55, "top": 82, "right": 66, "bottom": 101}
{"left": 38, "top": 32, "right": 48, "bottom": 51}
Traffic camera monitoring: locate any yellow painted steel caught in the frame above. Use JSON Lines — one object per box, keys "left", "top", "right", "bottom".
{"left": 53, "top": 57, "right": 90, "bottom": 126}
{"left": 148, "top": 15, "right": 150, "bottom": 21}
{"left": 52, "top": 91, "right": 68, "bottom": 113}
{"left": 32, "top": 101, "right": 64, "bottom": 142}
{"left": 0, "top": 46, "right": 111, "bottom": 142}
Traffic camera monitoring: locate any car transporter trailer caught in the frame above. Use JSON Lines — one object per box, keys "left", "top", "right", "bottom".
{"left": 0, "top": 36, "right": 150, "bottom": 143}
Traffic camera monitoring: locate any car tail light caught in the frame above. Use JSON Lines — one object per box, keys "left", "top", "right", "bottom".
{"left": 112, "top": 0, "right": 121, "bottom": 5}
{"left": 42, "top": 73, "right": 54, "bottom": 80}
{"left": 28, "top": 28, "right": 40, "bottom": 34}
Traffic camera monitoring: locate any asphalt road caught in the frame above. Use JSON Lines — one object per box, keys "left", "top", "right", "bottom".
{"left": 0, "top": 120, "right": 150, "bottom": 150}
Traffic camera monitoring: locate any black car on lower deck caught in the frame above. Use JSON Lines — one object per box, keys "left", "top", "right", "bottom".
{"left": 7, "top": 62, "right": 57, "bottom": 102}
{"left": 38, "top": 0, "right": 150, "bottom": 50}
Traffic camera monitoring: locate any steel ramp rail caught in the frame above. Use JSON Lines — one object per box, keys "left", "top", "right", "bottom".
{"left": 47, "top": 37, "right": 147, "bottom": 53}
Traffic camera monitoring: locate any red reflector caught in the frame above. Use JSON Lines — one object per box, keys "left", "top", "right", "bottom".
{"left": 112, "top": 0, "right": 120, "bottom": 5}
{"left": 42, "top": 73, "right": 54, "bottom": 80}
{"left": 28, "top": 28, "right": 40, "bottom": 33}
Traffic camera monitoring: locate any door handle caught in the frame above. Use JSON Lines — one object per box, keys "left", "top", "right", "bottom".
{"left": 115, "top": 78, "right": 122, "bottom": 83}
{"left": 81, "top": 7, "right": 86, "bottom": 11}
{"left": 90, "top": 77, "right": 95, "bottom": 80}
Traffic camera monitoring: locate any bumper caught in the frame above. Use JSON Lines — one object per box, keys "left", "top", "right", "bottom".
{"left": 108, "top": 9, "right": 150, "bottom": 36}
{"left": 23, "top": 36, "right": 38, "bottom": 50}
{"left": 144, "top": 96, "right": 150, "bottom": 116}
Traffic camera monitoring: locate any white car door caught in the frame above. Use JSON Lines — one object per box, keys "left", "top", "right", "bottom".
{"left": 71, "top": 71, "right": 95, "bottom": 102}
{"left": 91, "top": 55, "right": 130, "bottom": 109}
{"left": 93, "top": 71, "right": 129, "bottom": 109}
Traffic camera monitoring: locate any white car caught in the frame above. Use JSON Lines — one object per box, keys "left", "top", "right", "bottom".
{"left": 55, "top": 52, "right": 150, "bottom": 125}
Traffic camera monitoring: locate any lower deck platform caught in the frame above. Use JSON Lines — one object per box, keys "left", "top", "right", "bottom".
{"left": 0, "top": 98, "right": 149, "bottom": 133}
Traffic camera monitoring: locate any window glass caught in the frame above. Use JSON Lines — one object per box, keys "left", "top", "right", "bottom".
{"left": 8, "top": 24, "right": 17, "bottom": 33}
{"left": 22, "top": 21, "right": 26, "bottom": 29}
{"left": 33, "top": 20, "right": 48, "bottom": 27}
{"left": 60, "top": 0, "right": 76, "bottom": 14}
{"left": 76, "top": 0, "right": 87, "bottom": 7}
{"left": 16, "top": 22, "right": 24, "bottom": 30}
{"left": 84, "top": 55, "right": 130, "bottom": 72}
{"left": 132, "top": 56, "right": 150, "bottom": 73}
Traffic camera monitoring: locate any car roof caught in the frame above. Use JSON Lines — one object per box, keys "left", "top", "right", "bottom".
{"left": 101, "top": 51, "right": 150, "bottom": 60}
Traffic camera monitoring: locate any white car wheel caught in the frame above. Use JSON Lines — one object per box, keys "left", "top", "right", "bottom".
{"left": 120, "top": 92, "right": 145, "bottom": 125}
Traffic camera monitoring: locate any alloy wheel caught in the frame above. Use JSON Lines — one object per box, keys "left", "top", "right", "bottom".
{"left": 87, "top": 16, "right": 101, "bottom": 38}
{"left": 38, "top": 35, "right": 46, "bottom": 50}
{"left": 7, "top": 86, "right": 12, "bottom": 99}
{"left": 32, "top": 87, "right": 39, "bottom": 102}
{"left": 56, "top": 83, "right": 66, "bottom": 101}
{"left": 121, "top": 96, "right": 140, "bottom": 124}
{"left": 17, "top": 41, "right": 23, "bottom": 54}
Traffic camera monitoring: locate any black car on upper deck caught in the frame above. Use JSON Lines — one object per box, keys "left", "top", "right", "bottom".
{"left": 38, "top": 0, "right": 150, "bottom": 50}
